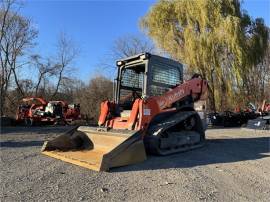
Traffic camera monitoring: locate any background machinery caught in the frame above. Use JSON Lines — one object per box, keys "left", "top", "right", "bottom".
{"left": 16, "top": 97, "right": 81, "bottom": 126}
{"left": 208, "top": 100, "right": 270, "bottom": 128}
{"left": 246, "top": 100, "right": 270, "bottom": 130}
{"left": 42, "top": 53, "right": 208, "bottom": 171}
{"left": 45, "top": 101, "right": 81, "bottom": 124}
{"left": 16, "top": 97, "right": 49, "bottom": 126}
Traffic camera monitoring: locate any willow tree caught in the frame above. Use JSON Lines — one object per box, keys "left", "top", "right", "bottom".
{"left": 141, "top": 0, "right": 269, "bottom": 111}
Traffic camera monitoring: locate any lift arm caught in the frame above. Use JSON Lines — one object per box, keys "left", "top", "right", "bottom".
{"left": 148, "top": 77, "right": 208, "bottom": 111}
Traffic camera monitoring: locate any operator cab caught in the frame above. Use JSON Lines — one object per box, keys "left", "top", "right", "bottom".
{"left": 115, "top": 53, "right": 183, "bottom": 116}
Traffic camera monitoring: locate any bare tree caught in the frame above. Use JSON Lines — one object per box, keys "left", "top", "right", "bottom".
{"left": 30, "top": 54, "right": 58, "bottom": 97}
{"left": 98, "top": 34, "right": 156, "bottom": 73}
{"left": 0, "top": 0, "right": 37, "bottom": 116}
{"left": 246, "top": 41, "right": 270, "bottom": 104}
{"left": 51, "top": 33, "right": 78, "bottom": 99}
{"left": 1, "top": 0, "right": 14, "bottom": 116}
{"left": 75, "top": 76, "right": 113, "bottom": 122}
{"left": 112, "top": 34, "right": 155, "bottom": 59}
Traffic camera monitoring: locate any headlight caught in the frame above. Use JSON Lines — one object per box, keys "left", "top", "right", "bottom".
{"left": 140, "top": 53, "right": 149, "bottom": 60}
{"left": 140, "top": 54, "right": 146, "bottom": 60}
{"left": 117, "top": 61, "right": 123, "bottom": 66}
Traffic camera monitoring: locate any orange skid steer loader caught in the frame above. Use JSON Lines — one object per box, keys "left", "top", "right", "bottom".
{"left": 42, "top": 53, "right": 208, "bottom": 171}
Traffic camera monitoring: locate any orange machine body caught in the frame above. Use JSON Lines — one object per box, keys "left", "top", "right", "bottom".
{"left": 98, "top": 77, "right": 208, "bottom": 133}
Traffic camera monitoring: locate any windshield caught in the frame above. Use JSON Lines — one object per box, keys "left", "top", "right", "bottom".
{"left": 119, "top": 64, "right": 145, "bottom": 108}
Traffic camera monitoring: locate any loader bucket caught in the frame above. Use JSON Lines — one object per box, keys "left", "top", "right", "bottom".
{"left": 41, "top": 126, "right": 146, "bottom": 171}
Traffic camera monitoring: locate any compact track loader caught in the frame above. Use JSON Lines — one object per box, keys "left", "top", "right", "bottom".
{"left": 42, "top": 53, "right": 208, "bottom": 171}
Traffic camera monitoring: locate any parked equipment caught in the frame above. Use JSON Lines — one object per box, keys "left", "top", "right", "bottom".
{"left": 246, "top": 100, "right": 270, "bottom": 130}
{"left": 16, "top": 97, "right": 81, "bottom": 126}
{"left": 65, "top": 104, "right": 81, "bottom": 124}
{"left": 208, "top": 99, "right": 270, "bottom": 129}
{"left": 16, "top": 97, "right": 49, "bottom": 126}
{"left": 45, "top": 101, "right": 81, "bottom": 124}
{"left": 42, "top": 53, "right": 208, "bottom": 171}
{"left": 208, "top": 111, "right": 257, "bottom": 127}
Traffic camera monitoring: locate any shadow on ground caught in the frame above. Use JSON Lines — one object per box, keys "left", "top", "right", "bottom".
{"left": 112, "top": 136, "right": 270, "bottom": 172}
{"left": 0, "top": 126, "right": 75, "bottom": 135}
{"left": 0, "top": 140, "right": 44, "bottom": 148}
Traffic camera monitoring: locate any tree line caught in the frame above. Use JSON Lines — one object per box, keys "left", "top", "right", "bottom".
{"left": 1, "top": 0, "right": 269, "bottom": 121}
{"left": 141, "top": 0, "right": 270, "bottom": 111}
{"left": 0, "top": 1, "right": 79, "bottom": 116}
{"left": 0, "top": 0, "right": 155, "bottom": 121}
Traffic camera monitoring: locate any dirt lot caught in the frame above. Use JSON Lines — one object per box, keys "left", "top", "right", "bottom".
{"left": 1, "top": 126, "right": 269, "bottom": 202}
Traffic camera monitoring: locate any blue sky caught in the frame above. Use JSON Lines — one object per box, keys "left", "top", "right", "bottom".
{"left": 22, "top": 0, "right": 270, "bottom": 82}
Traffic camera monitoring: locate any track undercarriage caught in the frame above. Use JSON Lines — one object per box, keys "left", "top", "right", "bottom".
{"left": 145, "top": 111, "right": 205, "bottom": 155}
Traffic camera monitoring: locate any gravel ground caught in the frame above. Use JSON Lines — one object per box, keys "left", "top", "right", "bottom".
{"left": 1, "top": 126, "right": 270, "bottom": 202}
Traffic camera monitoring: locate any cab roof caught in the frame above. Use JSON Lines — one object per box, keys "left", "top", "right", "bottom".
{"left": 116, "top": 52, "right": 183, "bottom": 68}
